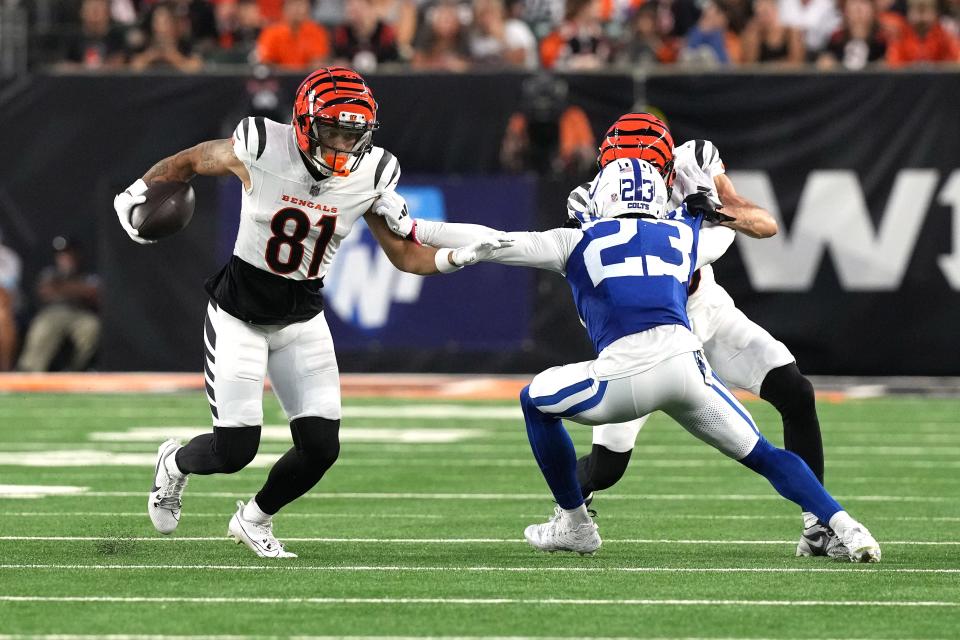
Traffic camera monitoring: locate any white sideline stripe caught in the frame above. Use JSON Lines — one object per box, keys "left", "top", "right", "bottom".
{"left": 6, "top": 511, "right": 960, "bottom": 524}
{"left": 1, "top": 564, "right": 958, "bottom": 574}
{"left": 0, "top": 536, "right": 952, "bottom": 545}
{"left": 0, "top": 595, "right": 955, "bottom": 607}
{"left": 57, "top": 491, "right": 956, "bottom": 503}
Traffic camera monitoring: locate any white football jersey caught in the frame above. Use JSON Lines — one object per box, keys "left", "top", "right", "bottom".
{"left": 231, "top": 116, "right": 400, "bottom": 281}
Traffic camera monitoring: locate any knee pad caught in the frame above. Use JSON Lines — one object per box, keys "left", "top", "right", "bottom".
{"left": 760, "top": 363, "right": 815, "bottom": 413}
{"left": 212, "top": 425, "right": 260, "bottom": 473}
{"left": 290, "top": 416, "right": 341, "bottom": 469}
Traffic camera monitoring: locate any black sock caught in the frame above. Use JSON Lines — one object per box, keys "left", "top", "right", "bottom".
{"left": 255, "top": 417, "right": 340, "bottom": 515}
{"left": 759, "top": 363, "right": 825, "bottom": 484}
{"left": 576, "top": 444, "right": 633, "bottom": 498}
{"left": 175, "top": 425, "right": 260, "bottom": 475}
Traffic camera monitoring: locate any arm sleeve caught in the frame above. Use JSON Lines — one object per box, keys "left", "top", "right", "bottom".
{"left": 482, "top": 229, "right": 580, "bottom": 273}
{"left": 695, "top": 225, "right": 736, "bottom": 270}
{"left": 414, "top": 219, "right": 506, "bottom": 247}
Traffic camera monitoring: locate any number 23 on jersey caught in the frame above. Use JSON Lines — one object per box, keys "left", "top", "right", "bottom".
{"left": 583, "top": 218, "right": 694, "bottom": 287}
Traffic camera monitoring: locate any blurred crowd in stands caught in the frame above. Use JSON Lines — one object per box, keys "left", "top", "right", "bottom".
{"left": 23, "top": 0, "right": 960, "bottom": 73}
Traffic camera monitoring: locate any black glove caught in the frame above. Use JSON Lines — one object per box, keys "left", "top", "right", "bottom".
{"left": 683, "top": 191, "right": 733, "bottom": 224}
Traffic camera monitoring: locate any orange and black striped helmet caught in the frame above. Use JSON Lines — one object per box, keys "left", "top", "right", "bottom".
{"left": 293, "top": 66, "right": 380, "bottom": 177}
{"left": 597, "top": 113, "right": 675, "bottom": 193}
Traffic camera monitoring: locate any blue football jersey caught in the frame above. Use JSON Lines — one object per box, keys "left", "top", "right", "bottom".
{"left": 564, "top": 213, "right": 703, "bottom": 353}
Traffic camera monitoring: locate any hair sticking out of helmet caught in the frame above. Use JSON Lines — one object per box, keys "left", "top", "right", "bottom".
{"left": 293, "top": 66, "right": 380, "bottom": 177}
{"left": 597, "top": 112, "right": 675, "bottom": 195}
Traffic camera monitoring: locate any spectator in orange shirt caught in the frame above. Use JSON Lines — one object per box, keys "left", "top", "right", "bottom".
{"left": 887, "top": 0, "right": 960, "bottom": 63}
{"left": 874, "top": 0, "right": 911, "bottom": 40}
{"left": 256, "top": 0, "right": 330, "bottom": 68}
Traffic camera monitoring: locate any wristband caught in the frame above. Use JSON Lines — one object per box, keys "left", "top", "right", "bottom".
{"left": 434, "top": 248, "right": 462, "bottom": 274}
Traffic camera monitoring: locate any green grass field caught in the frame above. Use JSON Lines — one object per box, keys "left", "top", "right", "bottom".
{"left": 0, "top": 391, "right": 958, "bottom": 639}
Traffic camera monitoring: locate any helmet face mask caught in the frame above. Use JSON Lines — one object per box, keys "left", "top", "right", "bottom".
{"left": 293, "top": 67, "right": 380, "bottom": 177}
{"left": 303, "top": 118, "right": 373, "bottom": 175}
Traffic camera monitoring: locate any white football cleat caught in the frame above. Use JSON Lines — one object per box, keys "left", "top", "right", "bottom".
{"left": 837, "top": 524, "right": 881, "bottom": 563}
{"left": 796, "top": 522, "right": 849, "bottom": 559}
{"left": 228, "top": 501, "right": 297, "bottom": 558}
{"left": 524, "top": 506, "right": 601, "bottom": 555}
{"left": 148, "top": 439, "right": 188, "bottom": 534}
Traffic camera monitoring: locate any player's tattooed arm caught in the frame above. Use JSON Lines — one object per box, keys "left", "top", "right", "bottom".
{"left": 142, "top": 139, "right": 252, "bottom": 192}
{"left": 365, "top": 212, "right": 443, "bottom": 275}
{"left": 713, "top": 174, "right": 778, "bottom": 239}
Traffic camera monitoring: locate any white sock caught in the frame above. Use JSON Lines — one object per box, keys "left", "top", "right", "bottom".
{"left": 164, "top": 448, "right": 185, "bottom": 478}
{"left": 563, "top": 504, "right": 592, "bottom": 526}
{"left": 802, "top": 511, "right": 818, "bottom": 529}
{"left": 828, "top": 511, "right": 856, "bottom": 537}
{"left": 243, "top": 498, "right": 272, "bottom": 524}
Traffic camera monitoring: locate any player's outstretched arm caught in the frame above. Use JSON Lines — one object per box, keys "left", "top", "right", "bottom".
{"left": 713, "top": 174, "right": 777, "bottom": 239}
{"left": 366, "top": 213, "right": 516, "bottom": 275}
{"left": 372, "top": 191, "right": 506, "bottom": 247}
{"left": 142, "top": 139, "right": 251, "bottom": 191}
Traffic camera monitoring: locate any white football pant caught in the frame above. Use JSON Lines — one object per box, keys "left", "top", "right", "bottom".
{"left": 530, "top": 350, "right": 761, "bottom": 461}
{"left": 203, "top": 301, "right": 341, "bottom": 427}
{"left": 592, "top": 282, "right": 794, "bottom": 452}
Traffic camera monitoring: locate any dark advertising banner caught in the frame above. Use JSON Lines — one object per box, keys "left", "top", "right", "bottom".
{"left": 324, "top": 176, "right": 534, "bottom": 351}
{"left": 645, "top": 72, "right": 960, "bottom": 375}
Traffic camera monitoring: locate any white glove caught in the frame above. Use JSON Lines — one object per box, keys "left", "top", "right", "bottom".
{"left": 435, "top": 236, "right": 514, "bottom": 273}
{"left": 373, "top": 191, "right": 417, "bottom": 242}
{"left": 113, "top": 179, "right": 155, "bottom": 245}
{"left": 673, "top": 162, "right": 717, "bottom": 203}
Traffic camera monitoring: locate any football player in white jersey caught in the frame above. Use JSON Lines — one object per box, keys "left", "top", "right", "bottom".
{"left": 563, "top": 115, "right": 843, "bottom": 558}
{"left": 113, "top": 67, "right": 498, "bottom": 558}
{"left": 381, "top": 156, "right": 880, "bottom": 561}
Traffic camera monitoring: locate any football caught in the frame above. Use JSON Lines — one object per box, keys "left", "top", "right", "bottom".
{"left": 130, "top": 181, "right": 196, "bottom": 240}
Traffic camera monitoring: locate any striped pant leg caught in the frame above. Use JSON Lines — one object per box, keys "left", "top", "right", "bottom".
{"left": 204, "top": 301, "right": 268, "bottom": 428}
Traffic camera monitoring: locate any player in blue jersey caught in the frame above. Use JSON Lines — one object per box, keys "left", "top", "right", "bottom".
{"left": 374, "top": 157, "right": 881, "bottom": 563}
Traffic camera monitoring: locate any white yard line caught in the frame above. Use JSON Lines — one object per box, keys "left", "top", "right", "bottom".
{"left": 0, "top": 636, "right": 948, "bottom": 640}
{"left": 0, "top": 536, "right": 954, "bottom": 545}
{"left": 0, "top": 596, "right": 955, "bottom": 607}
{"left": 0, "top": 512, "right": 443, "bottom": 519}
{"left": 0, "top": 405, "right": 523, "bottom": 420}
{"left": 0, "top": 564, "right": 957, "bottom": 574}
{"left": 60, "top": 491, "right": 958, "bottom": 502}
{"left": 7, "top": 511, "right": 960, "bottom": 523}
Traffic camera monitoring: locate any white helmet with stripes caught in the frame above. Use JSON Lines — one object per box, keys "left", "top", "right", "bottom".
{"left": 588, "top": 158, "right": 669, "bottom": 221}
